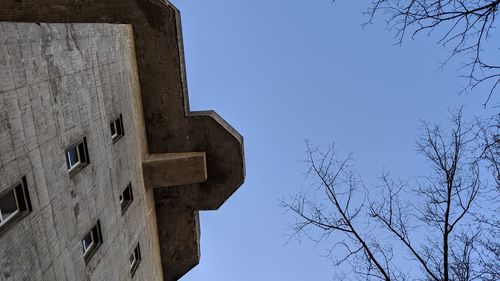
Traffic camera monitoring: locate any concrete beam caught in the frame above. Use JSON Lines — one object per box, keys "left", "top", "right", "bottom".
{"left": 142, "top": 152, "right": 207, "bottom": 188}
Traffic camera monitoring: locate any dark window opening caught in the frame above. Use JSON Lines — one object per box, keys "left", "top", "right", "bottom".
{"left": 66, "top": 137, "right": 90, "bottom": 174}
{"left": 130, "top": 243, "right": 141, "bottom": 277}
{"left": 120, "top": 183, "right": 133, "bottom": 214}
{"left": 82, "top": 220, "right": 103, "bottom": 263}
{"left": 0, "top": 177, "right": 32, "bottom": 234}
{"left": 110, "top": 114, "right": 124, "bottom": 142}
{"left": 0, "top": 190, "right": 19, "bottom": 224}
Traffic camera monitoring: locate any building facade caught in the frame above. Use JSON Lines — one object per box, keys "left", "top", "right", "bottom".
{"left": 0, "top": 1, "right": 245, "bottom": 281}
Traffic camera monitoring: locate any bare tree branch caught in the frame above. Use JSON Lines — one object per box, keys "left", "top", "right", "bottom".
{"left": 366, "top": 0, "right": 500, "bottom": 105}
{"left": 284, "top": 109, "right": 499, "bottom": 280}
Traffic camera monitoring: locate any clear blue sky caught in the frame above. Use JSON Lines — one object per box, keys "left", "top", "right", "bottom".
{"left": 169, "top": 1, "right": 498, "bottom": 280}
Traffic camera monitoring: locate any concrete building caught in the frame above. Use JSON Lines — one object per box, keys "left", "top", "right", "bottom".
{"left": 0, "top": 1, "right": 245, "bottom": 280}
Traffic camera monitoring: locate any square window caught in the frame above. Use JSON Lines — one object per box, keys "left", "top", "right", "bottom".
{"left": 129, "top": 243, "right": 141, "bottom": 276}
{"left": 110, "top": 114, "right": 124, "bottom": 142}
{"left": 120, "top": 183, "right": 133, "bottom": 214}
{"left": 65, "top": 138, "right": 89, "bottom": 174}
{"left": 0, "top": 189, "right": 19, "bottom": 225}
{"left": 81, "top": 220, "right": 103, "bottom": 263}
{"left": 0, "top": 177, "right": 32, "bottom": 233}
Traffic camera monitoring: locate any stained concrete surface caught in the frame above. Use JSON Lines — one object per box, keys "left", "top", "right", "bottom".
{"left": 0, "top": 1, "right": 245, "bottom": 280}
{"left": 0, "top": 22, "right": 163, "bottom": 281}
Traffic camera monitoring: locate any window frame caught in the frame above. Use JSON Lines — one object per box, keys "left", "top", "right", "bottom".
{"left": 119, "top": 183, "right": 133, "bottom": 214}
{"left": 81, "top": 220, "right": 103, "bottom": 264}
{"left": 66, "top": 146, "right": 81, "bottom": 171}
{"left": 0, "top": 177, "right": 33, "bottom": 235}
{"left": 0, "top": 189, "right": 20, "bottom": 226}
{"left": 129, "top": 243, "right": 141, "bottom": 277}
{"left": 65, "top": 137, "right": 90, "bottom": 175}
{"left": 81, "top": 230, "right": 95, "bottom": 255}
{"left": 110, "top": 114, "right": 124, "bottom": 143}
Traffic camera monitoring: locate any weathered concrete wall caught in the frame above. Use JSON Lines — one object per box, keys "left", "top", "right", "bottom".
{"left": 0, "top": 22, "right": 162, "bottom": 281}
{"left": 0, "top": 1, "right": 246, "bottom": 280}
{"left": 0, "top": 0, "right": 245, "bottom": 212}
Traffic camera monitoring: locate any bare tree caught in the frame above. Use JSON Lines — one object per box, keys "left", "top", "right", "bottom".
{"left": 283, "top": 109, "right": 499, "bottom": 281}
{"left": 365, "top": 0, "right": 500, "bottom": 105}
{"left": 476, "top": 113, "right": 500, "bottom": 186}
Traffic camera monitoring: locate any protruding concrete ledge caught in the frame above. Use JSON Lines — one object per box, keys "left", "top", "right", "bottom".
{"left": 0, "top": 1, "right": 246, "bottom": 280}
{"left": 142, "top": 152, "right": 207, "bottom": 188}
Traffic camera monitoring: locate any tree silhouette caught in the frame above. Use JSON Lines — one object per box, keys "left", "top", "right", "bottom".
{"left": 365, "top": 0, "right": 500, "bottom": 105}
{"left": 283, "top": 109, "right": 499, "bottom": 281}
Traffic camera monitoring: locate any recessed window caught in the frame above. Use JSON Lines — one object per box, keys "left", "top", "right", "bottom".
{"left": 0, "top": 177, "right": 32, "bottom": 233}
{"left": 0, "top": 190, "right": 20, "bottom": 224}
{"left": 81, "top": 220, "right": 103, "bottom": 263}
{"left": 65, "top": 137, "right": 90, "bottom": 174}
{"left": 129, "top": 243, "right": 141, "bottom": 277}
{"left": 110, "top": 114, "right": 124, "bottom": 142}
{"left": 119, "top": 183, "right": 133, "bottom": 214}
